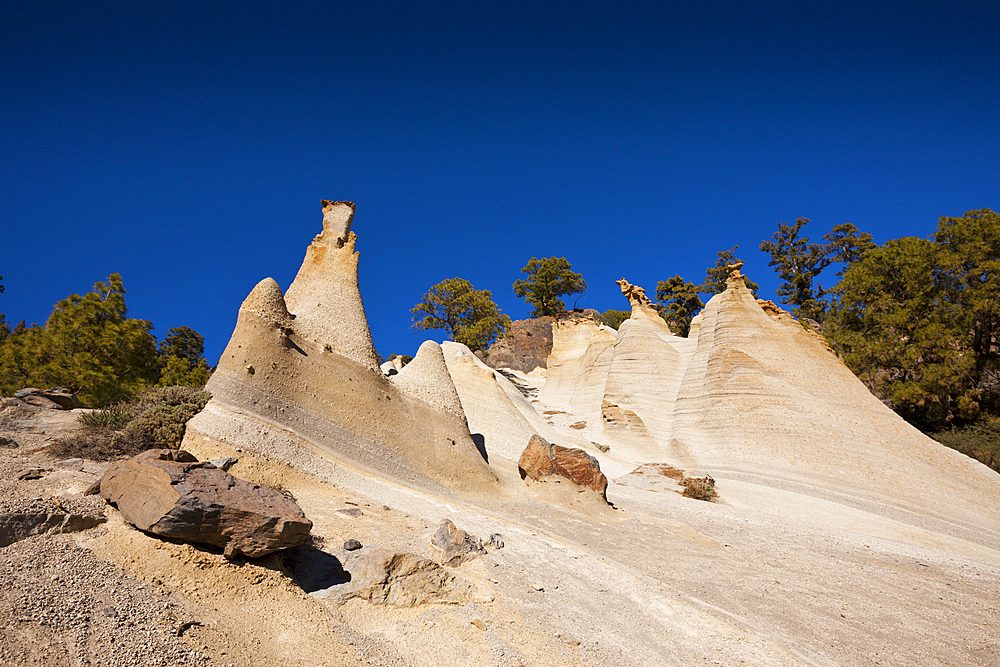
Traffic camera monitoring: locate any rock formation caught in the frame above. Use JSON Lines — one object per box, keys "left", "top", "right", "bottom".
{"left": 615, "top": 278, "right": 672, "bottom": 332}
{"left": 13, "top": 388, "right": 81, "bottom": 410}
{"left": 517, "top": 435, "right": 609, "bottom": 501}
{"left": 443, "top": 268, "right": 1000, "bottom": 542}
{"left": 282, "top": 201, "right": 380, "bottom": 373}
{"left": 184, "top": 201, "right": 497, "bottom": 495}
{"left": 482, "top": 316, "right": 555, "bottom": 373}
{"left": 100, "top": 449, "right": 312, "bottom": 558}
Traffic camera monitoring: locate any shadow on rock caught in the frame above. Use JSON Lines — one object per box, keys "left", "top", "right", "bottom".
{"left": 281, "top": 544, "right": 351, "bottom": 593}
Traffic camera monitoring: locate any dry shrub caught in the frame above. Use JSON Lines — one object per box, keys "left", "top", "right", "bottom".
{"left": 681, "top": 475, "right": 718, "bottom": 501}
{"left": 50, "top": 426, "right": 152, "bottom": 461}
{"left": 54, "top": 386, "right": 210, "bottom": 461}
{"left": 934, "top": 417, "right": 1000, "bottom": 473}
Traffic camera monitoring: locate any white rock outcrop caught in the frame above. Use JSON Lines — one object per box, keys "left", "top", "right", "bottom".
{"left": 184, "top": 202, "right": 497, "bottom": 494}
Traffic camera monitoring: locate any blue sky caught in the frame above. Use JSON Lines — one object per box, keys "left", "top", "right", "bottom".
{"left": 2, "top": 1, "right": 997, "bottom": 364}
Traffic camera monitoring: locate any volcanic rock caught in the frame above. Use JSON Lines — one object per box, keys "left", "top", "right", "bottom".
{"left": 430, "top": 518, "right": 486, "bottom": 566}
{"left": 99, "top": 449, "right": 312, "bottom": 558}
{"left": 14, "top": 388, "right": 81, "bottom": 410}
{"left": 518, "top": 435, "right": 609, "bottom": 501}
{"left": 483, "top": 316, "right": 555, "bottom": 373}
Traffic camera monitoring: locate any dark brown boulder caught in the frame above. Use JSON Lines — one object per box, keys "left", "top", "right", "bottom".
{"left": 518, "top": 435, "right": 608, "bottom": 501}
{"left": 100, "top": 449, "right": 311, "bottom": 558}
{"left": 483, "top": 317, "right": 555, "bottom": 372}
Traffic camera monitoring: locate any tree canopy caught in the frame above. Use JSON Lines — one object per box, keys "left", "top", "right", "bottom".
{"left": 759, "top": 218, "right": 875, "bottom": 322}
{"left": 0, "top": 273, "right": 214, "bottom": 406}
{"left": 655, "top": 276, "right": 704, "bottom": 337}
{"left": 512, "top": 257, "right": 587, "bottom": 317}
{"left": 0, "top": 274, "right": 160, "bottom": 406}
{"left": 824, "top": 209, "right": 999, "bottom": 433}
{"left": 157, "top": 326, "right": 213, "bottom": 387}
{"left": 703, "top": 247, "right": 758, "bottom": 297}
{"left": 410, "top": 277, "right": 511, "bottom": 352}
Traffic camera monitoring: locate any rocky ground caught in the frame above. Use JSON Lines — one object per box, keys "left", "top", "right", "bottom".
{"left": 4, "top": 395, "right": 1000, "bottom": 667}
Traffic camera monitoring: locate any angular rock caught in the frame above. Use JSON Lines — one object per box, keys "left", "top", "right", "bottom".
{"left": 99, "top": 449, "right": 312, "bottom": 558}
{"left": 0, "top": 435, "right": 18, "bottom": 448}
{"left": 209, "top": 456, "right": 238, "bottom": 471}
{"left": 14, "top": 388, "right": 81, "bottom": 410}
{"left": 518, "top": 435, "right": 609, "bottom": 501}
{"left": 344, "top": 538, "right": 362, "bottom": 551}
{"left": 430, "top": 518, "right": 485, "bottom": 566}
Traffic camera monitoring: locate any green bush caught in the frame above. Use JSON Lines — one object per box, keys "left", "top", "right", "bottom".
{"left": 55, "top": 386, "right": 210, "bottom": 461}
{"left": 78, "top": 403, "right": 138, "bottom": 430}
{"left": 933, "top": 417, "right": 1000, "bottom": 473}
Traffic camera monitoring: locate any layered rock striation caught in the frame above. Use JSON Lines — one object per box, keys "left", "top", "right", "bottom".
{"left": 184, "top": 202, "right": 497, "bottom": 495}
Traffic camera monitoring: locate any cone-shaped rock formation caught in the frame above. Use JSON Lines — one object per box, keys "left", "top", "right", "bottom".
{"left": 184, "top": 202, "right": 497, "bottom": 494}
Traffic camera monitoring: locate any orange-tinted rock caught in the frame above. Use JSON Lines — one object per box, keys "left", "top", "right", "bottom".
{"left": 517, "top": 435, "right": 608, "bottom": 501}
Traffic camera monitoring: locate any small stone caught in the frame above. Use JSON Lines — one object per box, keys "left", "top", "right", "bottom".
{"left": 0, "top": 436, "right": 18, "bottom": 448}
{"left": 16, "top": 468, "right": 48, "bottom": 480}
{"left": 55, "top": 457, "right": 84, "bottom": 466}
{"left": 344, "top": 539, "right": 362, "bottom": 551}
{"left": 208, "top": 457, "right": 238, "bottom": 471}
{"left": 471, "top": 618, "right": 486, "bottom": 630}
{"left": 337, "top": 508, "right": 364, "bottom": 518}
{"left": 486, "top": 533, "right": 504, "bottom": 550}
{"left": 560, "top": 633, "right": 581, "bottom": 646}
{"left": 430, "top": 519, "right": 485, "bottom": 566}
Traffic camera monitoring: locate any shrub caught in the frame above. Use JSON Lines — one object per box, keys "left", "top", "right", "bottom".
{"left": 933, "top": 417, "right": 1000, "bottom": 473}
{"left": 78, "top": 403, "right": 138, "bottom": 430}
{"left": 681, "top": 475, "right": 718, "bottom": 501}
{"left": 55, "top": 386, "right": 210, "bottom": 461}
{"left": 115, "top": 386, "right": 210, "bottom": 450}
{"left": 51, "top": 426, "right": 145, "bottom": 461}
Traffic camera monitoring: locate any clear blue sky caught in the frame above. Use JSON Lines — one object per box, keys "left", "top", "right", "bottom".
{"left": 2, "top": 1, "right": 997, "bottom": 364}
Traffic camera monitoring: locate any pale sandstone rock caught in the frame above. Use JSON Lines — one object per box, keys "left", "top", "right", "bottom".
{"left": 616, "top": 278, "right": 673, "bottom": 333}
{"left": 282, "top": 201, "right": 380, "bottom": 373}
{"left": 442, "top": 341, "right": 585, "bottom": 464}
{"left": 185, "top": 201, "right": 498, "bottom": 495}
{"left": 389, "top": 340, "right": 466, "bottom": 421}
{"left": 312, "top": 549, "right": 475, "bottom": 606}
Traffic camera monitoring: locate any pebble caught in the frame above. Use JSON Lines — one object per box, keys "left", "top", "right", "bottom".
{"left": 0, "top": 534, "right": 211, "bottom": 666}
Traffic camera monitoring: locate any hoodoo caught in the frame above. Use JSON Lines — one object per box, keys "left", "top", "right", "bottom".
{"left": 183, "top": 201, "right": 497, "bottom": 494}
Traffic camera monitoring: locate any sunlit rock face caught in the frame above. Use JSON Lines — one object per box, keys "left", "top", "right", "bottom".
{"left": 184, "top": 201, "right": 497, "bottom": 495}
{"left": 458, "top": 265, "right": 1000, "bottom": 540}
